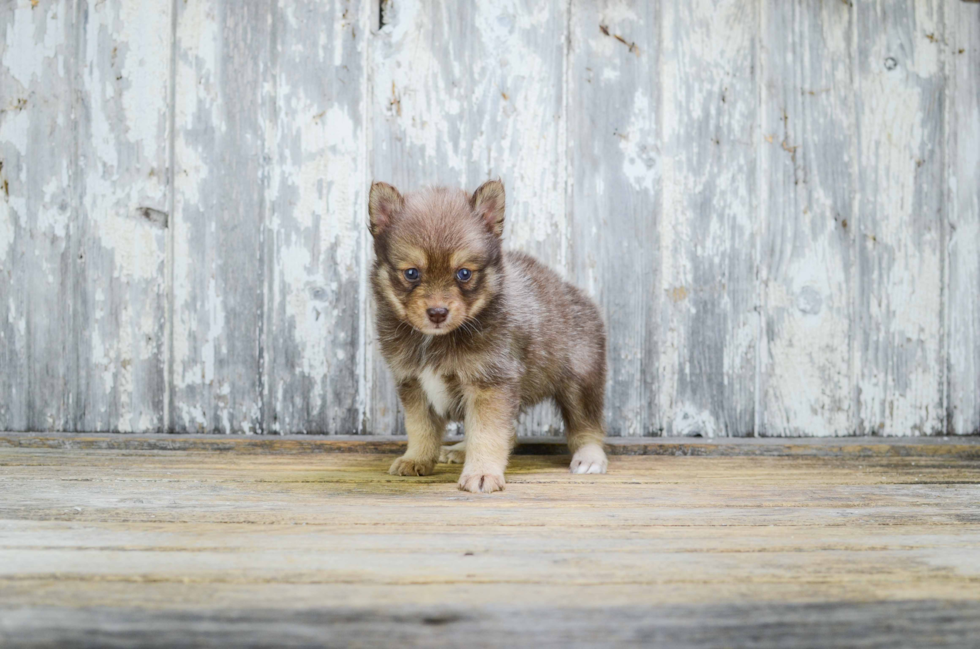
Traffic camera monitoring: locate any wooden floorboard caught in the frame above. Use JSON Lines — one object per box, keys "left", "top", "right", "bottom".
{"left": 1, "top": 438, "right": 979, "bottom": 647}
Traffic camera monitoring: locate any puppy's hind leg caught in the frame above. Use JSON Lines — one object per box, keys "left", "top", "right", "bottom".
{"left": 558, "top": 385, "right": 608, "bottom": 475}
{"left": 439, "top": 440, "right": 466, "bottom": 464}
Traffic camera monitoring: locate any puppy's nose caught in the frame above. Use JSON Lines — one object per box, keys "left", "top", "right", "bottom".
{"left": 426, "top": 307, "right": 449, "bottom": 324}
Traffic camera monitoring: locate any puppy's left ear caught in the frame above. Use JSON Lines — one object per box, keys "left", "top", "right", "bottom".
{"left": 369, "top": 181, "right": 404, "bottom": 237}
{"left": 471, "top": 179, "right": 505, "bottom": 238}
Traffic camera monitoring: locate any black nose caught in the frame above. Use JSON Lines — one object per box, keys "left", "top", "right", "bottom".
{"left": 426, "top": 307, "right": 449, "bottom": 324}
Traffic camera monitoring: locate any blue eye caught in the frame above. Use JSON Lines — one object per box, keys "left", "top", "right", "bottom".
{"left": 456, "top": 268, "right": 472, "bottom": 282}
{"left": 404, "top": 268, "right": 420, "bottom": 281}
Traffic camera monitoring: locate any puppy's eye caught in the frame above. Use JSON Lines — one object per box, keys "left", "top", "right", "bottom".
{"left": 404, "top": 268, "right": 420, "bottom": 281}
{"left": 456, "top": 268, "right": 472, "bottom": 282}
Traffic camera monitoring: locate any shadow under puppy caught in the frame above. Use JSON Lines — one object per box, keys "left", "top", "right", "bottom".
{"left": 369, "top": 179, "right": 608, "bottom": 493}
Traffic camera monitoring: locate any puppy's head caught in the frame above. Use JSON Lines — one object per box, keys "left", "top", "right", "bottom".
{"left": 369, "top": 180, "right": 505, "bottom": 336}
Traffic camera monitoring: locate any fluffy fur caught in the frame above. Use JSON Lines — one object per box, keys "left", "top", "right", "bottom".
{"left": 369, "top": 180, "right": 608, "bottom": 493}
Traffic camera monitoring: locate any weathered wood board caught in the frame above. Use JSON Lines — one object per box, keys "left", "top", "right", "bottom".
{"left": 171, "top": 0, "right": 273, "bottom": 433}
{"left": 659, "top": 0, "right": 757, "bottom": 436}
{"left": 1, "top": 440, "right": 979, "bottom": 647}
{"left": 0, "top": 1, "right": 77, "bottom": 431}
{"left": 264, "top": 0, "right": 368, "bottom": 434}
{"left": 1, "top": 0, "right": 978, "bottom": 436}
{"left": 73, "top": 0, "right": 171, "bottom": 432}
{"left": 759, "top": 0, "right": 855, "bottom": 436}
{"left": 855, "top": 0, "right": 946, "bottom": 437}
{"left": 949, "top": 0, "right": 980, "bottom": 436}
{"left": 567, "top": 0, "right": 661, "bottom": 436}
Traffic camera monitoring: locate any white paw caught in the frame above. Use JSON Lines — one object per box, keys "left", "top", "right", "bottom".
{"left": 458, "top": 472, "right": 505, "bottom": 493}
{"left": 570, "top": 444, "right": 608, "bottom": 475}
{"left": 439, "top": 441, "right": 466, "bottom": 464}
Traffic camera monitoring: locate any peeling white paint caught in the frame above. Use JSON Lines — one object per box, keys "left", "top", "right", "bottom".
{"left": 2, "top": 5, "right": 63, "bottom": 87}
{"left": 2, "top": 0, "right": 974, "bottom": 437}
{"left": 619, "top": 90, "right": 659, "bottom": 195}
{"left": 374, "top": 0, "right": 464, "bottom": 170}
{"left": 672, "top": 404, "right": 718, "bottom": 438}
{"left": 0, "top": 109, "right": 30, "bottom": 156}
{"left": 658, "top": 0, "right": 757, "bottom": 436}
{"left": 0, "top": 195, "right": 13, "bottom": 265}
{"left": 948, "top": 0, "right": 980, "bottom": 436}
{"left": 855, "top": 0, "right": 944, "bottom": 435}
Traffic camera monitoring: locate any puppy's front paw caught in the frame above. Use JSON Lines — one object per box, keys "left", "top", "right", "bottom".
{"left": 458, "top": 472, "right": 505, "bottom": 493}
{"left": 439, "top": 441, "right": 466, "bottom": 464}
{"left": 389, "top": 455, "right": 435, "bottom": 477}
{"left": 570, "top": 443, "right": 608, "bottom": 474}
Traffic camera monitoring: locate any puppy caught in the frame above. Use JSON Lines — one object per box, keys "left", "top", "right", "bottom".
{"left": 369, "top": 180, "right": 608, "bottom": 493}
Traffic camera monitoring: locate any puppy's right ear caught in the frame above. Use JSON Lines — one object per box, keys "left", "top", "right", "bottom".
{"left": 368, "top": 182, "right": 404, "bottom": 237}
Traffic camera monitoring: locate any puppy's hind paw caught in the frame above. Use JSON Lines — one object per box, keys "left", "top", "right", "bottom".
{"left": 570, "top": 444, "right": 608, "bottom": 475}
{"left": 389, "top": 455, "right": 435, "bottom": 477}
{"left": 439, "top": 441, "right": 466, "bottom": 464}
{"left": 458, "top": 472, "right": 505, "bottom": 494}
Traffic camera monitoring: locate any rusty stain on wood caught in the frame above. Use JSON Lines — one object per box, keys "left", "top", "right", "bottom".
{"left": 599, "top": 22, "right": 639, "bottom": 55}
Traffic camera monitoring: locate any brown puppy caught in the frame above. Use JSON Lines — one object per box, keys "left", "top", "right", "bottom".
{"left": 369, "top": 180, "right": 608, "bottom": 493}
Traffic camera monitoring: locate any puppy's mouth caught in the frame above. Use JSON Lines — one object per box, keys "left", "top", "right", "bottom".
{"left": 416, "top": 321, "right": 455, "bottom": 336}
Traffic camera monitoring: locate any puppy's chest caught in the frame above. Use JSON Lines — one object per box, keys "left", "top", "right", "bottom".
{"left": 417, "top": 367, "right": 463, "bottom": 419}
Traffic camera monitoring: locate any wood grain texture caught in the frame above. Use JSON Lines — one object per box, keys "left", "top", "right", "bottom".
{"left": 948, "top": 1, "right": 980, "bottom": 436}
{"left": 369, "top": 0, "right": 569, "bottom": 436}
{"left": 264, "top": 0, "right": 368, "bottom": 434}
{"left": 4, "top": 601, "right": 980, "bottom": 649}
{"left": 0, "top": 2, "right": 76, "bottom": 431}
{"left": 660, "top": 0, "right": 757, "bottom": 437}
{"left": 567, "top": 0, "right": 660, "bottom": 436}
{"left": 72, "top": 0, "right": 171, "bottom": 432}
{"left": 759, "top": 1, "right": 855, "bottom": 436}
{"left": 855, "top": 0, "right": 945, "bottom": 436}
{"left": 171, "top": 0, "right": 273, "bottom": 433}
{"left": 1, "top": 442, "right": 979, "bottom": 647}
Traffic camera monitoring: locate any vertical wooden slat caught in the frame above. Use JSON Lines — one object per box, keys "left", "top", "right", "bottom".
{"left": 855, "top": 0, "right": 945, "bottom": 436}
{"left": 171, "top": 0, "right": 273, "bottom": 433}
{"left": 370, "top": 0, "right": 568, "bottom": 436}
{"left": 73, "top": 0, "right": 171, "bottom": 431}
{"left": 659, "top": 0, "right": 757, "bottom": 437}
{"left": 759, "top": 1, "right": 855, "bottom": 436}
{"left": 948, "top": 1, "right": 980, "bottom": 435}
{"left": 567, "top": 0, "right": 660, "bottom": 436}
{"left": 265, "top": 0, "right": 368, "bottom": 434}
{"left": 0, "top": 1, "right": 75, "bottom": 431}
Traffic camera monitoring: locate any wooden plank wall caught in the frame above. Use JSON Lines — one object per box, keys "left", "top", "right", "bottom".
{"left": 0, "top": 0, "right": 977, "bottom": 437}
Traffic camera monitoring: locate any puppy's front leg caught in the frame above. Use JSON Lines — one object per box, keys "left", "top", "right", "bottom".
{"left": 458, "top": 383, "right": 518, "bottom": 493}
{"left": 389, "top": 379, "right": 444, "bottom": 476}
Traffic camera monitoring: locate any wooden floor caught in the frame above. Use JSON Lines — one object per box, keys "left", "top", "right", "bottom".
{"left": 1, "top": 434, "right": 980, "bottom": 648}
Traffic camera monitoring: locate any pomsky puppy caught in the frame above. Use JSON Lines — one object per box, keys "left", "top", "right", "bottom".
{"left": 369, "top": 179, "right": 608, "bottom": 493}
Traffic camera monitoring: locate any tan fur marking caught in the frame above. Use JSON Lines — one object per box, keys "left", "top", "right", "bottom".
{"left": 449, "top": 250, "right": 484, "bottom": 270}
{"left": 389, "top": 380, "right": 445, "bottom": 477}
{"left": 377, "top": 271, "right": 407, "bottom": 319}
{"left": 389, "top": 242, "right": 428, "bottom": 271}
{"left": 457, "top": 384, "right": 517, "bottom": 493}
